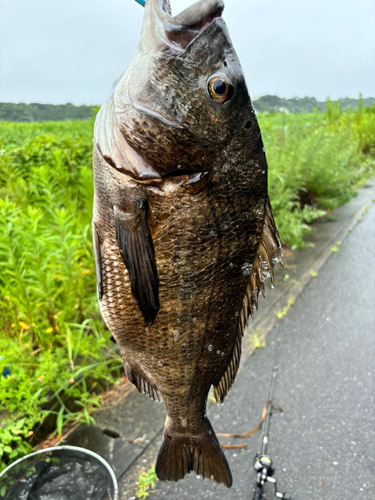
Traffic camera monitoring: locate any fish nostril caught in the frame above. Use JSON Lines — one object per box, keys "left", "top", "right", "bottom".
{"left": 244, "top": 121, "right": 252, "bottom": 129}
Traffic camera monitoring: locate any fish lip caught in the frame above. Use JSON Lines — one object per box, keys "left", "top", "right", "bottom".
{"left": 162, "top": 0, "right": 225, "bottom": 50}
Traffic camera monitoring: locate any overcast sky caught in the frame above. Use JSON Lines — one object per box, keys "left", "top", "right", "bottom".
{"left": 0, "top": 0, "right": 374, "bottom": 105}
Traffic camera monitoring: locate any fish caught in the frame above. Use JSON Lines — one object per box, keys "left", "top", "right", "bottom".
{"left": 92, "top": 0, "right": 283, "bottom": 488}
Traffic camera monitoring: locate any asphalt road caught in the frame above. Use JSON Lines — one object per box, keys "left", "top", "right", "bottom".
{"left": 145, "top": 202, "right": 375, "bottom": 499}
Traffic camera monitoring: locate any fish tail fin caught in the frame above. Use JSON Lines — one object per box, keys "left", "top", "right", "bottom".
{"left": 155, "top": 418, "right": 232, "bottom": 487}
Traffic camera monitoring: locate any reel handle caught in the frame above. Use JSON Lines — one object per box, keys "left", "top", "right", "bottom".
{"left": 253, "top": 455, "right": 291, "bottom": 500}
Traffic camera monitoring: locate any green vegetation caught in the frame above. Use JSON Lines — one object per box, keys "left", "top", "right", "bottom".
{"left": 0, "top": 103, "right": 94, "bottom": 122}
{"left": 254, "top": 95, "right": 375, "bottom": 114}
{"left": 0, "top": 121, "right": 93, "bottom": 150}
{"left": 276, "top": 297, "right": 295, "bottom": 320}
{"left": 259, "top": 100, "right": 375, "bottom": 248}
{"left": 1, "top": 97, "right": 374, "bottom": 121}
{"left": 251, "top": 333, "right": 265, "bottom": 350}
{"left": 0, "top": 100, "right": 374, "bottom": 471}
{"left": 0, "top": 129, "right": 122, "bottom": 472}
{"left": 135, "top": 465, "right": 158, "bottom": 499}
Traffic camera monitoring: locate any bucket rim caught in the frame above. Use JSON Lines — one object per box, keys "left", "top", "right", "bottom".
{"left": 0, "top": 444, "right": 118, "bottom": 500}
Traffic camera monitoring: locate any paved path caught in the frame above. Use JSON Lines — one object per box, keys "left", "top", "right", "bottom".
{"left": 121, "top": 201, "right": 375, "bottom": 499}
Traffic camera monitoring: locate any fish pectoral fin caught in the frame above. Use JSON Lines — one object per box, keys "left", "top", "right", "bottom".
{"left": 155, "top": 418, "right": 232, "bottom": 487}
{"left": 214, "top": 197, "right": 283, "bottom": 404}
{"left": 114, "top": 203, "right": 159, "bottom": 326}
{"left": 92, "top": 220, "right": 103, "bottom": 301}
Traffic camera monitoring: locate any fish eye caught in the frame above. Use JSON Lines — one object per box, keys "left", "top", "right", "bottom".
{"left": 207, "top": 73, "right": 234, "bottom": 104}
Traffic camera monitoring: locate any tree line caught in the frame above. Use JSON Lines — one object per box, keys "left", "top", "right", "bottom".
{"left": 1, "top": 96, "right": 374, "bottom": 121}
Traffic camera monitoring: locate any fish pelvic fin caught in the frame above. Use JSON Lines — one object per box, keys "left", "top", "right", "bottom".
{"left": 114, "top": 202, "right": 159, "bottom": 326}
{"left": 213, "top": 197, "right": 283, "bottom": 404}
{"left": 155, "top": 418, "right": 232, "bottom": 487}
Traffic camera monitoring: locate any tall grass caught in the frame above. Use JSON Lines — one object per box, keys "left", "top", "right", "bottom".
{"left": 0, "top": 134, "right": 122, "bottom": 471}
{"left": 0, "top": 121, "right": 93, "bottom": 150}
{"left": 259, "top": 102, "right": 374, "bottom": 247}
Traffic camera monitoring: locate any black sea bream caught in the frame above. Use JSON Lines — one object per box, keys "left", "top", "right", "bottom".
{"left": 92, "top": 0, "right": 283, "bottom": 487}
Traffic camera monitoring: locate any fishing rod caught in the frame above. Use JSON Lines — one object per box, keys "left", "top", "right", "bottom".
{"left": 251, "top": 326, "right": 291, "bottom": 500}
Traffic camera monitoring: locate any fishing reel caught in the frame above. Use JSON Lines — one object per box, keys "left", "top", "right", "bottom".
{"left": 253, "top": 454, "right": 291, "bottom": 500}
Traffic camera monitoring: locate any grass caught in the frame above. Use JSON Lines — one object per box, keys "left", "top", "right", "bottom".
{"left": 259, "top": 101, "right": 375, "bottom": 248}
{"left": 0, "top": 101, "right": 374, "bottom": 470}
{"left": 0, "top": 121, "right": 93, "bottom": 150}
{"left": 276, "top": 297, "right": 295, "bottom": 319}
{"left": 0, "top": 129, "right": 122, "bottom": 472}
{"left": 135, "top": 465, "right": 158, "bottom": 499}
{"left": 251, "top": 333, "right": 266, "bottom": 350}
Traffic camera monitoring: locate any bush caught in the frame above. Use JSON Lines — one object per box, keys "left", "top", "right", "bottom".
{"left": 0, "top": 133, "right": 121, "bottom": 472}
{"left": 259, "top": 103, "right": 374, "bottom": 247}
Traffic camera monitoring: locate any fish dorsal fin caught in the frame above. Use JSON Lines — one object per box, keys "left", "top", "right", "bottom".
{"left": 213, "top": 197, "right": 283, "bottom": 403}
{"left": 242, "top": 196, "right": 284, "bottom": 319}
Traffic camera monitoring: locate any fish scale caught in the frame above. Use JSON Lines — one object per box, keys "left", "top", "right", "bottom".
{"left": 92, "top": 0, "right": 283, "bottom": 488}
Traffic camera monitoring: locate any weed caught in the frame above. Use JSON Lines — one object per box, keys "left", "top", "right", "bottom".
{"left": 0, "top": 418, "right": 33, "bottom": 465}
{"left": 330, "top": 247, "right": 339, "bottom": 253}
{"left": 336, "top": 241, "right": 342, "bottom": 246}
{"left": 135, "top": 465, "right": 158, "bottom": 499}
{"left": 0, "top": 133, "right": 122, "bottom": 469}
{"left": 310, "top": 270, "right": 318, "bottom": 278}
{"left": 362, "top": 204, "right": 370, "bottom": 215}
{"left": 251, "top": 333, "right": 265, "bottom": 350}
{"left": 259, "top": 101, "right": 374, "bottom": 248}
{"left": 276, "top": 297, "right": 295, "bottom": 319}
{"left": 348, "top": 228, "right": 353, "bottom": 232}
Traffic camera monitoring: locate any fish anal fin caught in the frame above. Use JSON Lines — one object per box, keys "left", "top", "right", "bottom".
{"left": 114, "top": 203, "right": 159, "bottom": 326}
{"left": 92, "top": 220, "right": 103, "bottom": 301}
{"left": 125, "top": 362, "right": 162, "bottom": 403}
{"left": 213, "top": 197, "right": 283, "bottom": 404}
{"left": 155, "top": 418, "right": 232, "bottom": 487}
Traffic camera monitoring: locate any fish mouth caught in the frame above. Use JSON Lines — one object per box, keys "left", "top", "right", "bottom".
{"left": 154, "top": 0, "right": 225, "bottom": 50}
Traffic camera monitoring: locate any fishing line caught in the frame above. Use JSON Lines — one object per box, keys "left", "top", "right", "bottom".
{"left": 251, "top": 324, "right": 291, "bottom": 500}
